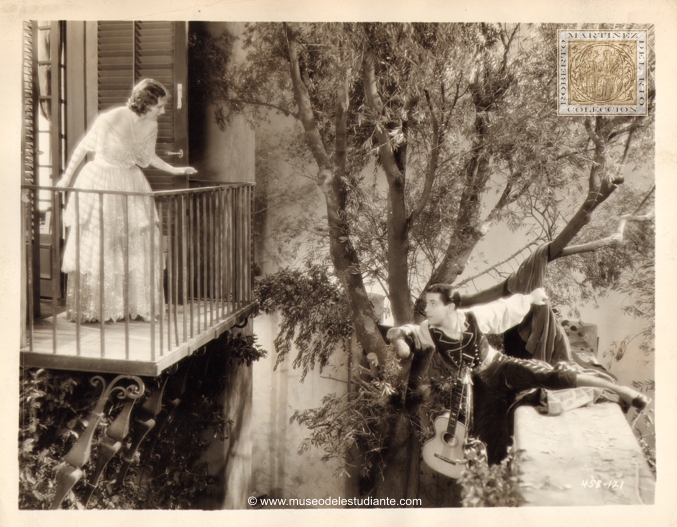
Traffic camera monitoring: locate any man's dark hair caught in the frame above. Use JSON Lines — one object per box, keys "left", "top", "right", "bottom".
{"left": 425, "top": 284, "right": 461, "bottom": 307}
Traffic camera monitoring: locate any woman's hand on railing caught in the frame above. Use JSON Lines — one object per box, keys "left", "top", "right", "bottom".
{"left": 174, "top": 166, "right": 198, "bottom": 176}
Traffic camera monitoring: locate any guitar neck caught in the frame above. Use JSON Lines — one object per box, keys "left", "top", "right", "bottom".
{"left": 446, "top": 376, "right": 465, "bottom": 436}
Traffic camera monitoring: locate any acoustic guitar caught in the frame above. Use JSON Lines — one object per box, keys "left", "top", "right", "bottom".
{"left": 421, "top": 368, "right": 469, "bottom": 479}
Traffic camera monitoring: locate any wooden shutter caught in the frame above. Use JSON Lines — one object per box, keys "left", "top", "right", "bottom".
{"left": 97, "top": 21, "right": 188, "bottom": 190}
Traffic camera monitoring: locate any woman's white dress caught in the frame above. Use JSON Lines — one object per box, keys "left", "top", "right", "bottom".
{"left": 62, "top": 114, "right": 164, "bottom": 323}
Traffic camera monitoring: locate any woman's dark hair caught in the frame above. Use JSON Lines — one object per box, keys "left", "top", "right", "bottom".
{"left": 425, "top": 283, "right": 462, "bottom": 307}
{"left": 127, "top": 79, "right": 168, "bottom": 116}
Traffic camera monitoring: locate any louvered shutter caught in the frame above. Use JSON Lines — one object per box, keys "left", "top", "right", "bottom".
{"left": 96, "top": 21, "right": 188, "bottom": 190}
{"left": 22, "top": 21, "right": 40, "bottom": 319}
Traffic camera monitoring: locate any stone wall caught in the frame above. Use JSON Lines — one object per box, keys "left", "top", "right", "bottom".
{"left": 515, "top": 402, "right": 655, "bottom": 506}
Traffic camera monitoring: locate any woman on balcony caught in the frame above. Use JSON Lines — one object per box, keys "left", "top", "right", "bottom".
{"left": 57, "top": 79, "right": 196, "bottom": 323}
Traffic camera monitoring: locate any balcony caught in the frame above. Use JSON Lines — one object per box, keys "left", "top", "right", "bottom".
{"left": 21, "top": 182, "right": 257, "bottom": 376}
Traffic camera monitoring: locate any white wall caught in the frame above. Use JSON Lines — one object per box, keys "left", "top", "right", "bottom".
{"left": 190, "top": 22, "right": 255, "bottom": 185}
{"left": 252, "top": 312, "right": 360, "bottom": 501}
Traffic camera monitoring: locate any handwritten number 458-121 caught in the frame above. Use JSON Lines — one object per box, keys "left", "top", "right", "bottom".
{"left": 581, "top": 479, "right": 624, "bottom": 489}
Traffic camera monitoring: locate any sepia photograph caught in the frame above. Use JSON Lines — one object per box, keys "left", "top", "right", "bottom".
{"left": 2, "top": 1, "right": 676, "bottom": 526}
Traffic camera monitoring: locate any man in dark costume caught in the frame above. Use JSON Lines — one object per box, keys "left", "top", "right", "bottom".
{"left": 388, "top": 243, "right": 649, "bottom": 465}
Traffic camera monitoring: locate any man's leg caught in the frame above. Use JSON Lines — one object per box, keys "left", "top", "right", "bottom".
{"left": 575, "top": 373, "right": 650, "bottom": 409}
{"left": 496, "top": 355, "right": 650, "bottom": 410}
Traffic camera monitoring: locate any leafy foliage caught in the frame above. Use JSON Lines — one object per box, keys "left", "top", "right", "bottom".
{"left": 19, "top": 333, "right": 266, "bottom": 510}
{"left": 460, "top": 442, "right": 525, "bottom": 507}
{"left": 546, "top": 185, "right": 655, "bottom": 325}
{"left": 196, "top": 22, "right": 656, "bottom": 310}
{"left": 256, "top": 265, "right": 353, "bottom": 380}
{"left": 288, "top": 347, "right": 487, "bottom": 483}
{"left": 19, "top": 369, "right": 100, "bottom": 509}
{"left": 192, "top": 21, "right": 655, "bottom": 500}
{"left": 637, "top": 436, "right": 656, "bottom": 477}
{"left": 289, "top": 365, "right": 402, "bottom": 478}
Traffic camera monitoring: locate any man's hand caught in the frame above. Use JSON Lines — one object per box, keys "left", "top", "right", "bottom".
{"left": 387, "top": 327, "right": 414, "bottom": 359}
{"left": 393, "top": 338, "right": 411, "bottom": 359}
{"left": 529, "top": 287, "right": 549, "bottom": 305}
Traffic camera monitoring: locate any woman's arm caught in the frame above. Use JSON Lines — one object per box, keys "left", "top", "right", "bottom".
{"left": 56, "top": 121, "right": 99, "bottom": 187}
{"left": 138, "top": 123, "right": 196, "bottom": 176}
{"left": 465, "top": 288, "right": 548, "bottom": 334}
{"left": 149, "top": 154, "right": 197, "bottom": 176}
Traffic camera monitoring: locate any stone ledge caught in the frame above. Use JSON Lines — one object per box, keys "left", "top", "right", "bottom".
{"left": 514, "top": 402, "right": 655, "bottom": 506}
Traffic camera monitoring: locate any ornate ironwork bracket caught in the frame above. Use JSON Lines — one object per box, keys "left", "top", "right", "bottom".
{"left": 49, "top": 375, "right": 145, "bottom": 510}
{"left": 135, "top": 358, "right": 193, "bottom": 504}
{"left": 114, "top": 376, "right": 170, "bottom": 491}
{"left": 233, "top": 317, "right": 249, "bottom": 329}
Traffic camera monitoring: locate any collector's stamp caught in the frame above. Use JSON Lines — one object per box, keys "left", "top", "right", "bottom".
{"left": 558, "top": 30, "right": 647, "bottom": 115}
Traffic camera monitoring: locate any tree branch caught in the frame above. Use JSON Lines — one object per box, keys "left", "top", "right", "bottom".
{"left": 632, "top": 185, "right": 655, "bottom": 215}
{"left": 284, "top": 23, "right": 389, "bottom": 368}
{"left": 608, "top": 121, "right": 640, "bottom": 142}
{"left": 335, "top": 76, "right": 349, "bottom": 180}
{"left": 362, "top": 51, "right": 414, "bottom": 324}
{"left": 362, "top": 52, "right": 404, "bottom": 187}
{"left": 501, "top": 24, "right": 520, "bottom": 69}
{"left": 555, "top": 146, "right": 596, "bottom": 162}
{"left": 584, "top": 117, "right": 604, "bottom": 148}
{"left": 395, "top": 95, "right": 420, "bottom": 176}
{"left": 409, "top": 89, "right": 439, "bottom": 224}
{"left": 559, "top": 211, "right": 655, "bottom": 257}
{"left": 221, "top": 94, "right": 299, "bottom": 119}
{"left": 362, "top": 53, "right": 384, "bottom": 113}
{"left": 455, "top": 240, "right": 541, "bottom": 287}
{"left": 617, "top": 126, "right": 636, "bottom": 169}
{"left": 479, "top": 164, "right": 527, "bottom": 230}
{"left": 285, "top": 23, "right": 333, "bottom": 177}
{"left": 444, "top": 79, "right": 464, "bottom": 128}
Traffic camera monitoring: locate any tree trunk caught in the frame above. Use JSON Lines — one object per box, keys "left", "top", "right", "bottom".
{"left": 285, "top": 24, "right": 389, "bottom": 365}
{"left": 387, "top": 180, "right": 413, "bottom": 326}
{"left": 374, "top": 412, "right": 419, "bottom": 500}
{"left": 375, "top": 345, "right": 435, "bottom": 500}
{"left": 363, "top": 53, "right": 414, "bottom": 326}
{"left": 548, "top": 117, "right": 624, "bottom": 261}
{"left": 426, "top": 113, "right": 493, "bottom": 289}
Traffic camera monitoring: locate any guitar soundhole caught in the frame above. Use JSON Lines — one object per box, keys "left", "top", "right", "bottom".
{"left": 442, "top": 433, "right": 458, "bottom": 447}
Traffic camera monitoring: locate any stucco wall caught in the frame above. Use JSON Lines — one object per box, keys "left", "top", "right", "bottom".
{"left": 251, "top": 313, "right": 360, "bottom": 503}
{"left": 189, "top": 22, "right": 255, "bottom": 185}
{"left": 187, "top": 22, "right": 256, "bottom": 508}
{"left": 195, "top": 326, "right": 254, "bottom": 510}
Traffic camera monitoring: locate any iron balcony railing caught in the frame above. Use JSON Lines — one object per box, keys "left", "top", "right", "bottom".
{"left": 21, "top": 183, "right": 255, "bottom": 375}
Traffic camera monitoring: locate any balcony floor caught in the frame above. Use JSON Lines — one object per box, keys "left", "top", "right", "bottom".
{"left": 21, "top": 300, "right": 257, "bottom": 376}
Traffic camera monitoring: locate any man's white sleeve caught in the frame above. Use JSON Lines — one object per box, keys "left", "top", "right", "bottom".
{"left": 463, "top": 294, "right": 532, "bottom": 334}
